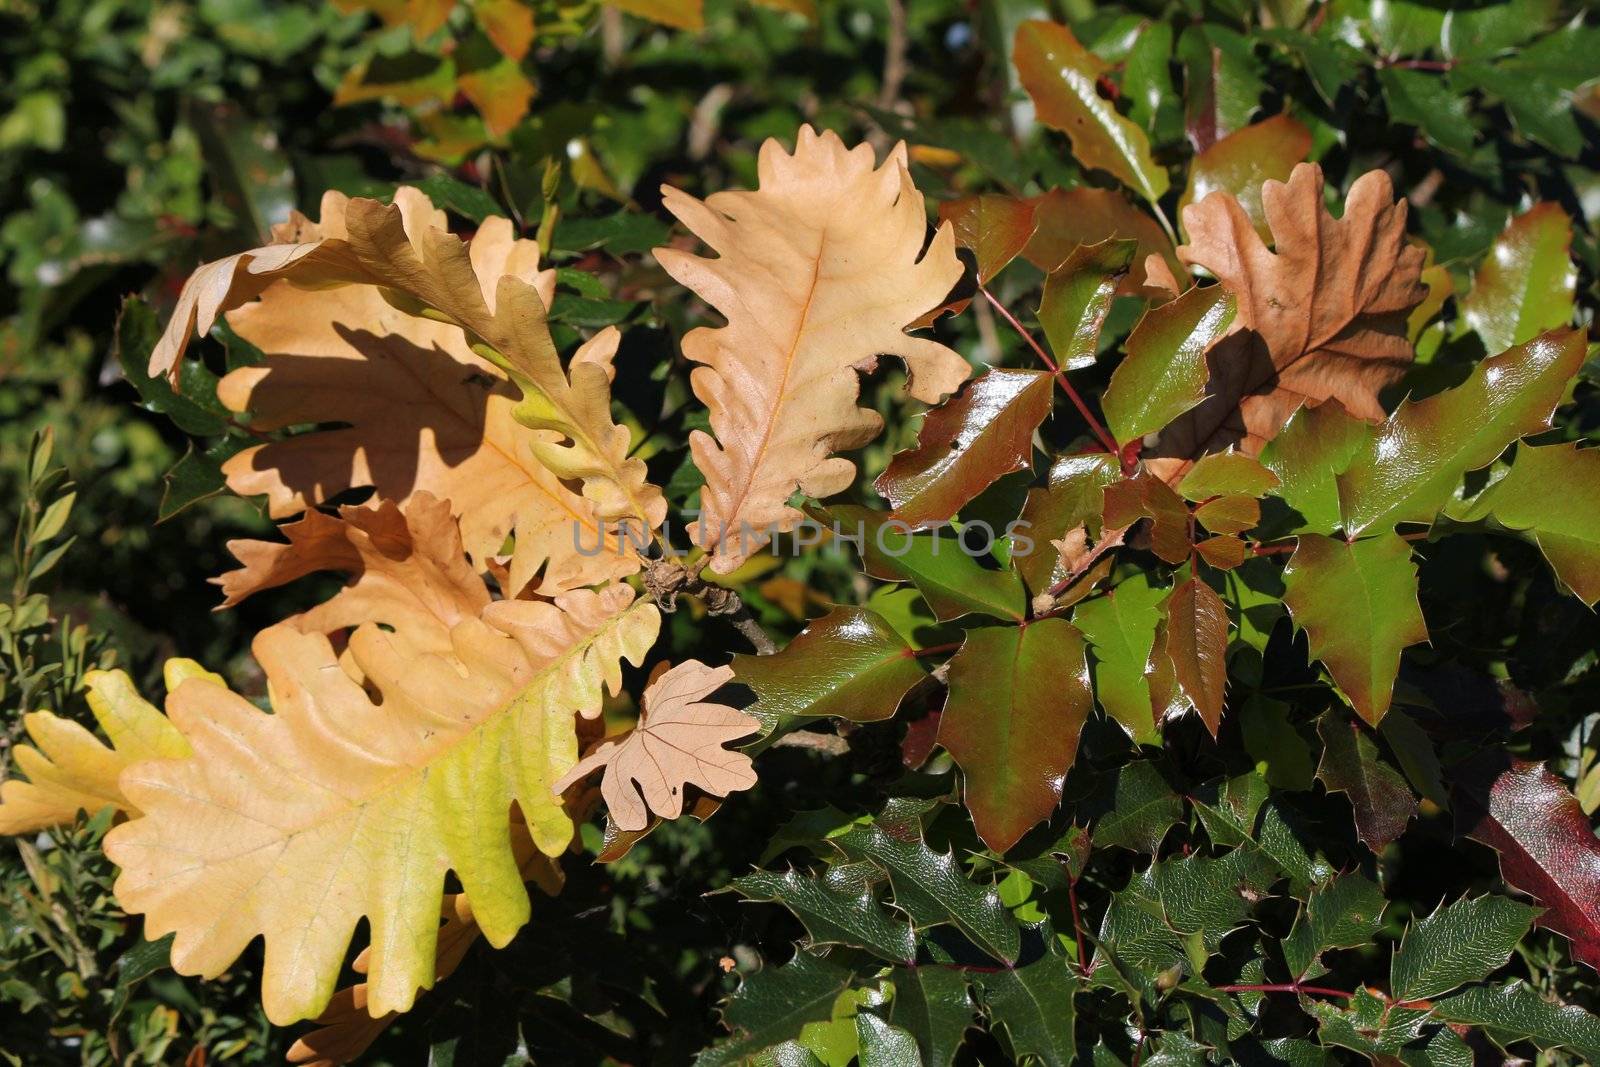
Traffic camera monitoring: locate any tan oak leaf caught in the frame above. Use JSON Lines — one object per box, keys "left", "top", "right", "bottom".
{"left": 552, "top": 660, "right": 757, "bottom": 831}
{"left": 655, "top": 127, "right": 969, "bottom": 572}
{"left": 150, "top": 188, "right": 663, "bottom": 589}
{"left": 1153, "top": 164, "right": 1427, "bottom": 459}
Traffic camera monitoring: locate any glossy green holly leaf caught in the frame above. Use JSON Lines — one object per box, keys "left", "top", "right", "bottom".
{"left": 854, "top": 1013, "right": 921, "bottom": 1067}
{"left": 1390, "top": 894, "right": 1539, "bottom": 1001}
{"left": 116, "top": 297, "right": 231, "bottom": 437}
{"left": 1180, "top": 115, "right": 1311, "bottom": 241}
{"left": 729, "top": 866, "right": 915, "bottom": 965}
{"left": 976, "top": 955, "right": 1077, "bottom": 1067}
{"left": 1432, "top": 981, "right": 1600, "bottom": 1063}
{"left": 1461, "top": 203, "right": 1576, "bottom": 355}
{"left": 941, "top": 619, "right": 1093, "bottom": 853}
{"left": 1102, "top": 284, "right": 1236, "bottom": 447}
{"left": 1177, "top": 23, "right": 1265, "bottom": 148}
{"left": 1314, "top": 710, "right": 1417, "bottom": 853}
{"left": 1452, "top": 25, "right": 1600, "bottom": 158}
{"left": 887, "top": 967, "right": 972, "bottom": 1067}
{"left": 1094, "top": 867, "right": 1187, "bottom": 979}
{"left": 1165, "top": 577, "right": 1228, "bottom": 736}
{"left": 1282, "top": 873, "right": 1386, "bottom": 982}
{"left": 1122, "top": 20, "right": 1181, "bottom": 143}
{"left": 1178, "top": 452, "right": 1279, "bottom": 501}
{"left": 735, "top": 607, "right": 925, "bottom": 739}
{"left": 1338, "top": 329, "right": 1586, "bottom": 535}
{"left": 1150, "top": 848, "right": 1276, "bottom": 955}
{"left": 833, "top": 816, "right": 1021, "bottom": 964}
{"left": 1104, "top": 473, "right": 1190, "bottom": 564}
{"left": 1190, "top": 772, "right": 1268, "bottom": 850}
{"left": 1307, "top": 987, "right": 1431, "bottom": 1061}
{"left": 1074, "top": 576, "right": 1167, "bottom": 745}
{"left": 1253, "top": 799, "right": 1334, "bottom": 895}
{"left": 1238, "top": 695, "right": 1315, "bottom": 791}
{"left": 1037, "top": 240, "right": 1136, "bottom": 370}
{"left": 877, "top": 369, "right": 1052, "bottom": 528}
{"left": 1013, "top": 454, "right": 1120, "bottom": 596}
{"left": 1377, "top": 68, "right": 1478, "bottom": 157}
{"left": 824, "top": 506, "right": 1026, "bottom": 623}
{"left": 1284, "top": 532, "right": 1427, "bottom": 725}
{"left": 158, "top": 437, "right": 252, "bottom": 521}
{"left": 1259, "top": 401, "right": 1367, "bottom": 535}
{"left": 1085, "top": 760, "right": 1183, "bottom": 854}
{"left": 1014, "top": 20, "right": 1170, "bottom": 206}
{"left": 698, "top": 953, "right": 858, "bottom": 1067}
{"left": 1378, "top": 708, "right": 1449, "bottom": 810}
{"left": 1448, "top": 443, "right": 1600, "bottom": 605}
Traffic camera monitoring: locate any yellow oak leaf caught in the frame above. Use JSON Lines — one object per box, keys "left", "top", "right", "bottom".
{"left": 286, "top": 834, "right": 561, "bottom": 1067}
{"left": 1153, "top": 163, "right": 1427, "bottom": 458}
{"left": 149, "top": 187, "right": 664, "bottom": 575}
{"left": 0, "top": 662, "right": 210, "bottom": 834}
{"left": 104, "top": 574, "right": 659, "bottom": 1025}
{"left": 552, "top": 660, "right": 756, "bottom": 831}
{"left": 655, "top": 127, "right": 969, "bottom": 572}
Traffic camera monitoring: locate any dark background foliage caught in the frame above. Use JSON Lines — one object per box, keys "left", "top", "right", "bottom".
{"left": 1, "top": 0, "right": 1598, "bottom": 1062}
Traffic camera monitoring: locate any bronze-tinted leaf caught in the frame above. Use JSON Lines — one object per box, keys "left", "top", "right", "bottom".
{"left": 1460, "top": 202, "right": 1577, "bottom": 356}
{"left": 1013, "top": 454, "right": 1121, "bottom": 596}
{"left": 877, "top": 369, "right": 1053, "bottom": 527}
{"left": 734, "top": 607, "right": 925, "bottom": 737}
{"left": 1316, "top": 711, "right": 1416, "bottom": 853}
{"left": 1014, "top": 20, "right": 1170, "bottom": 206}
{"left": 1038, "top": 240, "right": 1136, "bottom": 370}
{"left": 939, "top": 194, "right": 1039, "bottom": 285}
{"left": 940, "top": 619, "right": 1093, "bottom": 853}
{"left": 1104, "top": 473, "right": 1191, "bottom": 564}
{"left": 1165, "top": 577, "right": 1228, "bottom": 735}
{"left": 1022, "top": 187, "right": 1182, "bottom": 296}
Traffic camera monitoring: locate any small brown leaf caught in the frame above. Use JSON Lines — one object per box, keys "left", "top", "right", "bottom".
{"left": 1103, "top": 473, "right": 1191, "bottom": 564}
{"left": 1154, "top": 164, "right": 1427, "bottom": 458}
{"left": 552, "top": 661, "right": 758, "bottom": 832}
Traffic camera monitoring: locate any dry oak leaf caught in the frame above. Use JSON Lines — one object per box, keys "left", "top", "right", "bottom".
{"left": 1153, "top": 164, "right": 1427, "bottom": 459}
{"left": 0, "top": 662, "right": 211, "bottom": 834}
{"left": 217, "top": 493, "right": 489, "bottom": 656}
{"left": 655, "top": 126, "right": 969, "bottom": 572}
{"left": 552, "top": 660, "right": 757, "bottom": 832}
{"left": 152, "top": 187, "right": 663, "bottom": 585}
{"left": 104, "top": 582, "right": 660, "bottom": 1025}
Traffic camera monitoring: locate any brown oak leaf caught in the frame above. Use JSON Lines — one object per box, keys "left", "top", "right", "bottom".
{"left": 552, "top": 660, "right": 757, "bottom": 831}
{"left": 655, "top": 127, "right": 969, "bottom": 572}
{"left": 152, "top": 188, "right": 661, "bottom": 593}
{"left": 1153, "top": 164, "right": 1427, "bottom": 459}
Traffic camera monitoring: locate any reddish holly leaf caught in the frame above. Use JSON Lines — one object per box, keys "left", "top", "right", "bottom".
{"left": 1165, "top": 577, "right": 1228, "bottom": 735}
{"left": 1014, "top": 454, "right": 1120, "bottom": 596}
{"left": 939, "top": 195, "right": 1039, "bottom": 286}
{"left": 1196, "top": 535, "right": 1246, "bottom": 569}
{"left": 940, "top": 619, "right": 1093, "bottom": 853}
{"left": 1316, "top": 711, "right": 1416, "bottom": 853}
{"left": 1021, "top": 187, "right": 1183, "bottom": 296}
{"left": 876, "top": 369, "right": 1053, "bottom": 527}
{"left": 1453, "top": 752, "right": 1600, "bottom": 972}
